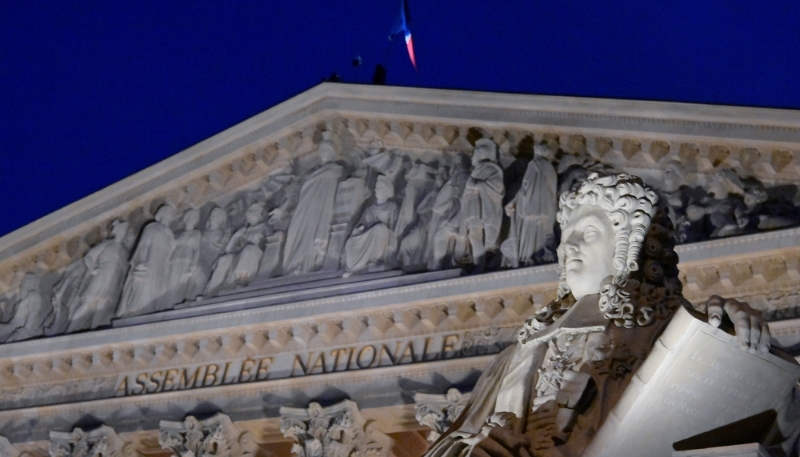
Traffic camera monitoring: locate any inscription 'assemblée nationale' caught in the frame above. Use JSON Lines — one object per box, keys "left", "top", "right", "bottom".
{"left": 114, "top": 331, "right": 508, "bottom": 397}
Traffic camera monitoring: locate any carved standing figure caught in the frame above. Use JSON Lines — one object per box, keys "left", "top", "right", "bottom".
{"left": 455, "top": 139, "right": 504, "bottom": 267}
{"left": 117, "top": 205, "right": 177, "bottom": 318}
{"left": 195, "top": 207, "right": 230, "bottom": 298}
{"left": 205, "top": 203, "right": 267, "bottom": 296}
{"left": 67, "top": 220, "right": 130, "bottom": 332}
{"left": 500, "top": 151, "right": 557, "bottom": 268}
{"left": 282, "top": 137, "right": 345, "bottom": 274}
{"left": 344, "top": 174, "right": 400, "bottom": 273}
{"left": 429, "top": 155, "right": 471, "bottom": 270}
{"left": 399, "top": 166, "right": 448, "bottom": 271}
{"left": 423, "top": 173, "right": 783, "bottom": 457}
{"left": 165, "top": 209, "right": 203, "bottom": 307}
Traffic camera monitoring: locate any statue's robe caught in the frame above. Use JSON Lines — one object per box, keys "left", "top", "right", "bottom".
{"left": 458, "top": 161, "right": 504, "bottom": 256}
{"left": 424, "top": 295, "right": 672, "bottom": 457}
{"left": 344, "top": 200, "right": 400, "bottom": 272}
{"left": 500, "top": 158, "right": 557, "bottom": 268}
{"left": 117, "top": 221, "right": 175, "bottom": 318}
{"left": 68, "top": 237, "right": 129, "bottom": 332}
{"left": 165, "top": 229, "right": 203, "bottom": 307}
{"left": 282, "top": 162, "right": 344, "bottom": 274}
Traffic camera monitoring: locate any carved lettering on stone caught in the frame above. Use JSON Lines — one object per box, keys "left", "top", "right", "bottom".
{"left": 414, "top": 388, "right": 471, "bottom": 442}
{"left": 49, "top": 425, "right": 137, "bottom": 457}
{"left": 158, "top": 412, "right": 257, "bottom": 457}
{"left": 280, "top": 400, "right": 393, "bottom": 457}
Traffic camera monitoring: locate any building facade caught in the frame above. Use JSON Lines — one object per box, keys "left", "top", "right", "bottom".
{"left": 1, "top": 84, "right": 800, "bottom": 456}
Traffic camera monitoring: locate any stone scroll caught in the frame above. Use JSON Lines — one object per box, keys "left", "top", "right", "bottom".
{"left": 583, "top": 307, "right": 800, "bottom": 457}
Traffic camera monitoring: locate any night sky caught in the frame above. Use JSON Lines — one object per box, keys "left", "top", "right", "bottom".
{"left": 2, "top": 1, "right": 800, "bottom": 237}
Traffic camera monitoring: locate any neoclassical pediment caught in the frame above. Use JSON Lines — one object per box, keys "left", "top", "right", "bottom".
{"left": 1, "top": 84, "right": 800, "bottom": 345}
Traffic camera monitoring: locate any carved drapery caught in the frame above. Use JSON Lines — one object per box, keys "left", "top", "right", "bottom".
{"left": 280, "top": 400, "right": 393, "bottom": 457}
{"left": 414, "top": 388, "right": 471, "bottom": 442}
{"left": 49, "top": 425, "right": 136, "bottom": 457}
{"left": 158, "top": 413, "right": 257, "bottom": 457}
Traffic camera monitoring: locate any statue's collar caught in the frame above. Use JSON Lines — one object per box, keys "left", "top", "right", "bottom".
{"left": 520, "top": 295, "right": 609, "bottom": 347}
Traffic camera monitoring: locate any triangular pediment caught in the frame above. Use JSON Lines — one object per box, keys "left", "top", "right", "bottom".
{"left": 1, "top": 83, "right": 800, "bottom": 339}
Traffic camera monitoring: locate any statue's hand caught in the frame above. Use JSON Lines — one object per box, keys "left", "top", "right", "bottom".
{"left": 705, "top": 295, "right": 771, "bottom": 353}
{"left": 471, "top": 425, "right": 532, "bottom": 457}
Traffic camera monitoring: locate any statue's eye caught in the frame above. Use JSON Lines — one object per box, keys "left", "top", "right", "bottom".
{"left": 584, "top": 227, "right": 599, "bottom": 240}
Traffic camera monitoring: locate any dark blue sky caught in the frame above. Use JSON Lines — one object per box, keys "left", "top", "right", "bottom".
{"left": 2, "top": 1, "right": 799, "bottom": 237}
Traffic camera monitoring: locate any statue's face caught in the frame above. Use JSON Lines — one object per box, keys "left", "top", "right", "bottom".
{"left": 246, "top": 204, "right": 263, "bottom": 224}
{"left": 208, "top": 208, "right": 227, "bottom": 229}
{"left": 155, "top": 206, "right": 175, "bottom": 225}
{"left": 111, "top": 222, "right": 128, "bottom": 241}
{"left": 183, "top": 210, "right": 200, "bottom": 230}
{"left": 560, "top": 204, "right": 618, "bottom": 301}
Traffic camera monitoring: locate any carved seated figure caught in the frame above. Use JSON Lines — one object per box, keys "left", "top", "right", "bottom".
{"left": 205, "top": 203, "right": 268, "bottom": 296}
{"left": 423, "top": 173, "right": 789, "bottom": 457}
{"left": 344, "top": 174, "right": 400, "bottom": 274}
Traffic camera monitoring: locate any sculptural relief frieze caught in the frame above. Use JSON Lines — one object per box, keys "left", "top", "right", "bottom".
{"left": 0, "top": 117, "right": 799, "bottom": 347}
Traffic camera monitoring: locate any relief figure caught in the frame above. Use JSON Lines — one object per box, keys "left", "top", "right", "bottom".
{"left": 165, "top": 209, "right": 204, "bottom": 307}
{"left": 454, "top": 139, "right": 504, "bottom": 267}
{"left": 282, "top": 138, "right": 346, "bottom": 274}
{"left": 117, "top": 204, "right": 177, "bottom": 318}
{"left": 344, "top": 174, "right": 400, "bottom": 273}
{"left": 205, "top": 203, "right": 267, "bottom": 296}
{"left": 398, "top": 166, "right": 447, "bottom": 271}
{"left": 0, "top": 273, "right": 52, "bottom": 343}
{"left": 67, "top": 220, "right": 130, "bottom": 332}
{"left": 500, "top": 154, "right": 557, "bottom": 268}
{"left": 429, "top": 155, "right": 471, "bottom": 270}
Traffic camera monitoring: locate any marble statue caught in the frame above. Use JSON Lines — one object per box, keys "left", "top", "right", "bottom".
{"left": 429, "top": 155, "right": 472, "bottom": 270}
{"left": 117, "top": 204, "right": 177, "bottom": 318}
{"left": 282, "top": 137, "right": 346, "bottom": 275}
{"left": 67, "top": 220, "right": 130, "bottom": 332}
{"left": 0, "top": 273, "right": 51, "bottom": 343}
{"left": 165, "top": 209, "right": 203, "bottom": 307}
{"left": 500, "top": 153, "right": 557, "bottom": 268}
{"left": 205, "top": 203, "right": 267, "bottom": 296}
{"left": 455, "top": 139, "right": 504, "bottom": 268}
{"left": 344, "top": 174, "right": 400, "bottom": 273}
{"left": 423, "top": 173, "right": 784, "bottom": 457}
